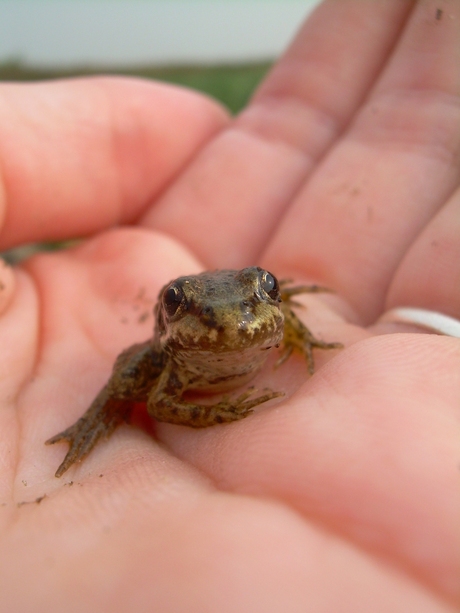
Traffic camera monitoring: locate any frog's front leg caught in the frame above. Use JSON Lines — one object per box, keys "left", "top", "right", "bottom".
{"left": 279, "top": 284, "right": 343, "bottom": 374}
{"left": 148, "top": 365, "right": 283, "bottom": 428}
{"left": 46, "top": 341, "right": 163, "bottom": 477}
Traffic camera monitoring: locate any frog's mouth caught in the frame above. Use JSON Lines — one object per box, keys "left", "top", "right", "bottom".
{"left": 165, "top": 303, "right": 284, "bottom": 353}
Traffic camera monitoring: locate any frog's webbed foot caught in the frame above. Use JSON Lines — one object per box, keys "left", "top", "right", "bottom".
{"left": 46, "top": 386, "right": 132, "bottom": 478}
{"left": 280, "top": 283, "right": 343, "bottom": 375}
{"left": 149, "top": 387, "right": 284, "bottom": 428}
{"left": 46, "top": 342, "right": 163, "bottom": 477}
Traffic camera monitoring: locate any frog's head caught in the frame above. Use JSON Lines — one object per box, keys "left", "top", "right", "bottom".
{"left": 155, "top": 267, "right": 284, "bottom": 353}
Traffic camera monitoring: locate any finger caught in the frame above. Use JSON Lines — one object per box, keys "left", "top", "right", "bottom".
{"left": 143, "top": 0, "right": 414, "bottom": 268}
{"left": 159, "top": 334, "right": 460, "bottom": 606}
{"left": 1, "top": 469, "right": 448, "bottom": 612}
{"left": 0, "top": 77, "right": 228, "bottom": 250}
{"left": 264, "top": 0, "right": 460, "bottom": 323}
{"left": 387, "top": 185, "right": 460, "bottom": 317}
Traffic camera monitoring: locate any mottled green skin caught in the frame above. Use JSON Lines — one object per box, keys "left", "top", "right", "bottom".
{"left": 47, "top": 267, "right": 341, "bottom": 477}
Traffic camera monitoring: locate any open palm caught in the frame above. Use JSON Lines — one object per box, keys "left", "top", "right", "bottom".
{"left": 0, "top": 1, "right": 459, "bottom": 611}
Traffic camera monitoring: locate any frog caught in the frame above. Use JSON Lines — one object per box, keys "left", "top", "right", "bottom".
{"left": 46, "top": 267, "right": 341, "bottom": 477}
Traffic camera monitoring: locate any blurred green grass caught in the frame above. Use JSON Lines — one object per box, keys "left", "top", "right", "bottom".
{"left": 0, "top": 60, "right": 272, "bottom": 114}
{"left": 1, "top": 60, "right": 272, "bottom": 262}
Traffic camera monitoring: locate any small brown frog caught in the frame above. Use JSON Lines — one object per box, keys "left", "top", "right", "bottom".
{"left": 47, "top": 267, "right": 341, "bottom": 477}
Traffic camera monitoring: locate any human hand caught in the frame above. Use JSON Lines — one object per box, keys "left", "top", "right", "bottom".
{"left": 0, "top": 1, "right": 459, "bottom": 611}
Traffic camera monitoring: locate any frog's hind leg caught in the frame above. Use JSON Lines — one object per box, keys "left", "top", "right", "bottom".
{"left": 279, "top": 283, "right": 342, "bottom": 375}
{"left": 46, "top": 386, "right": 132, "bottom": 478}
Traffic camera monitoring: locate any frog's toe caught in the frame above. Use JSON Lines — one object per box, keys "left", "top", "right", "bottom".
{"left": 213, "top": 406, "right": 254, "bottom": 423}
{"left": 46, "top": 394, "right": 131, "bottom": 477}
{"left": 312, "top": 339, "right": 343, "bottom": 351}
{"left": 233, "top": 386, "right": 257, "bottom": 404}
{"left": 46, "top": 419, "right": 105, "bottom": 478}
{"left": 233, "top": 388, "right": 284, "bottom": 413}
{"left": 45, "top": 430, "right": 71, "bottom": 446}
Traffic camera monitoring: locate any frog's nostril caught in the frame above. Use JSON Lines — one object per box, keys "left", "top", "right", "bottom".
{"left": 238, "top": 301, "right": 256, "bottom": 332}
{"left": 200, "top": 305, "right": 218, "bottom": 328}
{"left": 240, "top": 300, "right": 252, "bottom": 313}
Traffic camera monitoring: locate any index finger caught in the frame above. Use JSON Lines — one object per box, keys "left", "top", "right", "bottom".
{"left": 0, "top": 77, "right": 228, "bottom": 250}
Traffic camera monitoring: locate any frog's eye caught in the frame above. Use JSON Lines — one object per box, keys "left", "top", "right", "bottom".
{"left": 260, "top": 270, "right": 280, "bottom": 300}
{"left": 163, "top": 284, "right": 184, "bottom": 317}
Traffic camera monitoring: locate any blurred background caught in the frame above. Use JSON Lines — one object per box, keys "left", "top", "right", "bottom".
{"left": 0, "top": 0, "right": 320, "bottom": 113}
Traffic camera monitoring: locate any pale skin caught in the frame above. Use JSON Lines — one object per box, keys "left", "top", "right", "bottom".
{"left": 0, "top": 0, "right": 459, "bottom": 611}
